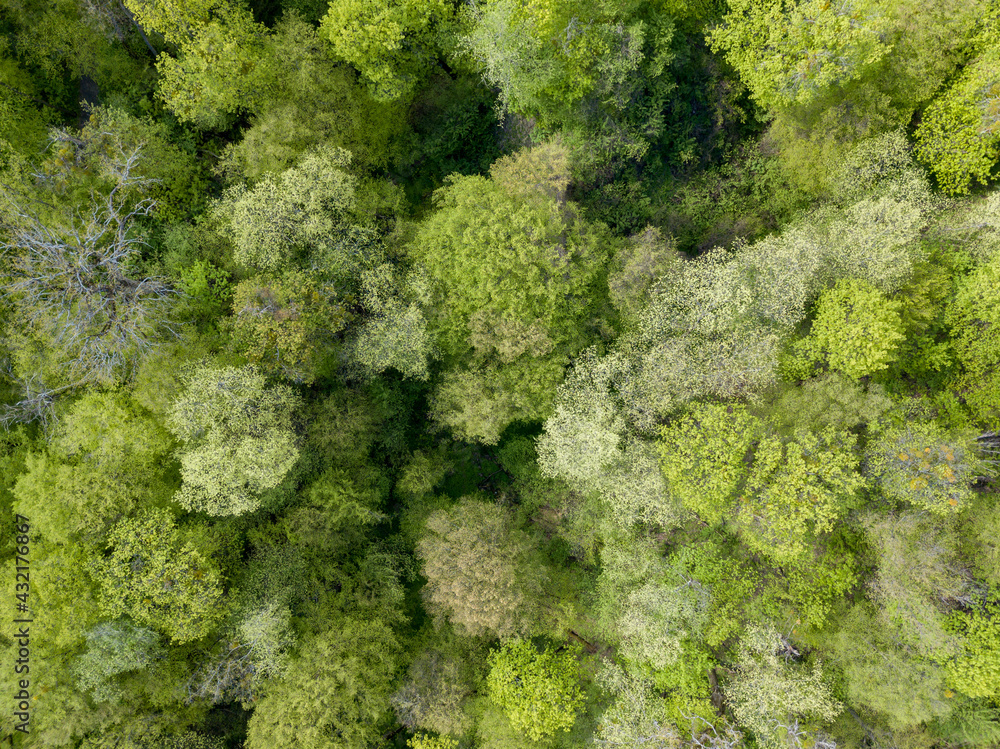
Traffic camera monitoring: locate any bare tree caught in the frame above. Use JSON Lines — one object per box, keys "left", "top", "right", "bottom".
{"left": 0, "top": 129, "right": 177, "bottom": 405}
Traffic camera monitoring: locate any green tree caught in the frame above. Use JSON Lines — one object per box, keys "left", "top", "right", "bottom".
{"left": 947, "top": 249, "right": 1000, "bottom": 424}
{"left": 708, "top": 0, "right": 892, "bottom": 112}
{"left": 796, "top": 278, "right": 906, "bottom": 380}
{"left": 486, "top": 639, "right": 585, "bottom": 742}
{"left": 391, "top": 648, "right": 474, "bottom": 736}
{"left": 459, "top": 0, "right": 678, "bottom": 163}
{"left": 867, "top": 421, "right": 984, "bottom": 514}
{"left": 227, "top": 269, "right": 349, "bottom": 383}
{"left": 829, "top": 603, "right": 953, "bottom": 728}
{"left": 13, "top": 392, "right": 174, "bottom": 544}
{"left": 415, "top": 142, "right": 608, "bottom": 443}
{"left": 142, "top": 0, "right": 274, "bottom": 129}
{"left": 658, "top": 402, "right": 760, "bottom": 525}
{"left": 245, "top": 615, "right": 402, "bottom": 749}
{"left": 737, "top": 426, "right": 863, "bottom": 563}
{"left": 90, "top": 509, "right": 225, "bottom": 643}
{"left": 416, "top": 496, "right": 546, "bottom": 638}
{"left": 319, "top": 0, "right": 454, "bottom": 102}
{"left": 862, "top": 512, "right": 975, "bottom": 656}
{"left": 724, "top": 625, "right": 842, "bottom": 748}
{"left": 166, "top": 364, "right": 301, "bottom": 516}
{"left": 915, "top": 44, "right": 1000, "bottom": 195}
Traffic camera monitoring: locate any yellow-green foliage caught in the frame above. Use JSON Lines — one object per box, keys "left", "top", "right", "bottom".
{"left": 124, "top": 0, "right": 221, "bottom": 46}
{"left": 13, "top": 392, "right": 174, "bottom": 545}
{"left": 155, "top": 2, "right": 273, "bottom": 129}
{"left": 708, "top": 0, "right": 892, "bottom": 111}
{"left": 945, "top": 600, "right": 1000, "bottom": 699}
{"left": 245, "top": 616, "right": 403, "bottom": 749}
{"left": 947, "top": 249, "right": 1000, "bottom": 424}
{"left": 166, "top": 365, "right": 301, "bottom": 516}
{"left": 320, "top": 0, "right": 454, "bottom": 102}
{"left": 800, "top": 278, "right": 906, "bottom": 380}
{"left": 90, "top": 508, "right": 225, "bottom": 643}
{"left": 658, "top": 402, "right": 759, "bottom": 525}
{"left": 866, "top": 422, "right": 982, "bottom": 514}
{"left": 215, "top": 15, "right": 408, "bottom": 181}
{"left": 408, "top": 734, "right": 459, "bottom": 749}
{"left": 737, "top": 427, "right": 863, "bottom": 563}
{"left": 915, "top": 45, "right": 1000, "bottom": 195}
{"left": 486, "top": 639, "right": 584, "bottom": 741}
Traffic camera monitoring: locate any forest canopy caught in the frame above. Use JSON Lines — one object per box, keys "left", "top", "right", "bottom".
{"left": 1, "top": 0, "right": 1000, "bottom": 748}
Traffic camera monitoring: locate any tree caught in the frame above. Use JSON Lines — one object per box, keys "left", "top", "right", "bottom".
{"left": 391, "top": 648, "right": 474, "bottom": 736}
{"left": 0, "top": 130, "right": 174, "bottom": 391}
{"left": 658, "top": 402, "right": 760, "bottom": 525}
{"left": 416, "top": 496, "right": 546, "bottom": 638}
{"left": 227, "top": 269, "right": 349, "bottom": 383}
{"left": 795, "top": 278, "right": 906, "bottom": 380}
{"left": 13, "top": 391, "right": 174, "bottom": 544}
{"left": 138, "top": 0, "right": 274, "bottom": 129}
{"left": 915, "top": 44, "right": 1000, "bottom": 194}
{"left": 245, "top": 615, "right": 402, "bottom": 749}
{"left": 73, "top": 620, "right": 164, "bottom": 703}
{"left": 90, "top": 508, "right": 225, "bottom": 643}
{"left": 211, "top": 145, "right": 357, "bottom": 271}
{"left": 736, "top": 426, "right": 863, "bottom": 563}
{"left": 946, "top": 249, "right": 1000, "bottom": 424}
{"left": 459, "top": 0, "right": 679, "bottom": 164}
{"left": 617, "top": 578, "right": 711, "bottom": 672}
{"left": 186, "top": 601, "right": 294, "bottom": 706}
{"left": 829, "top": 603, "right": 953, "bottom": 729}
{"left": 708, "top": 0, "right": 892, "bottom": 112}
{"left": 724, "top": 625, "right": 842, "bottom": 748}
{"left": 862, "top": 512, "right": 976, "bottom": 657}
{"left": 319, "top": 0, "right": 454, "bottom": 102}
{"left": 486, "top": 639, "right": 585, "bottom": 741}
{"left": 866, "top": 421, "right": 985, "bottom": 514}
{"left": 214, "top": 14, "right": 409, "bottom": 182}
{"left": 593, "top": 664, "right": 680, "bottom": 749}
{"left": 415, "top": 142, "right": 608, "bottom": 442}
{"left": 166, "top": 364, "right": 301, "bottom": 516}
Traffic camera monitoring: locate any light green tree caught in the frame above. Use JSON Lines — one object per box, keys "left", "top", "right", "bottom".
{"left": 724, "top": 625, "right": 842, "bottom": 748}
{"left": 13, "top": 392, "right": 174, "bottom": 545}
{"left": 486, "top": 639, "right": 585, "bottom": 741}
{"left": 211, "top": 145, "right": 357, "bottom": 271}
{"left": 90, "top": 509, "right": 225, "bottom": 643}
{"left": 166, "top": 364, "right": 301, "bottom": 516}
{"left": 863, "top": 512, "right": 975, "bottom": 657}
{"left": 73, "top": 620, "right": 164, "bottom": 703}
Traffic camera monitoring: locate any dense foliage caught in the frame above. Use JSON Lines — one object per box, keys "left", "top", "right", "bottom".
{"left": 1, "top": 0, "right": 1000, "bottom": 748}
